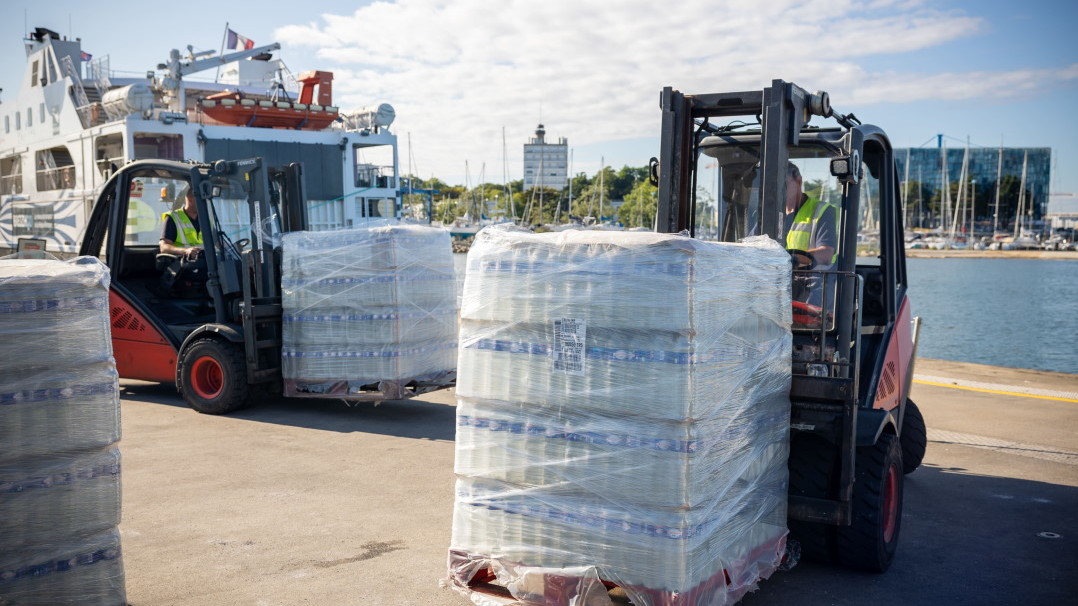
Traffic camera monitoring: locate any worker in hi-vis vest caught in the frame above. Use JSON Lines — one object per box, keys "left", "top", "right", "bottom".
{"left": 783, "top": 162, "right": 837, "bottom": 270}
{"left": 160, "top": 186, "right": 204, "bottom": 259}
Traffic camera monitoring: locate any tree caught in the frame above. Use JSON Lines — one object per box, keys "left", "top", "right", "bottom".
{"left": 571, "top": 178, "right": 612, "bottom": 219}
{"left": 519, "top": 186, "right": 561, "bottom": 225}
{"left": 616, "top": 179, "right": 658, "bottom": 228}
{"left": 610, "top": 165, "right": 648, "bottom": 200}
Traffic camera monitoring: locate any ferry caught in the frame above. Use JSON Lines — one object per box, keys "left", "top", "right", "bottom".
{"left": 0, "top": 27, "right": 402, "bottom": 254}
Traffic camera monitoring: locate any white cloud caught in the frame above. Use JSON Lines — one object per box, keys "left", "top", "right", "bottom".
{"left": 272, "top": 0, "right": 1068, "bottom": 183}
{"left": 843, "top": 63, "right": 1078, "bottom": 105}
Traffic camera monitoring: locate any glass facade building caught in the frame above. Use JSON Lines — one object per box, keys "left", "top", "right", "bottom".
{"left": 894, "top": 146, "right": 1051, "bottom": 231}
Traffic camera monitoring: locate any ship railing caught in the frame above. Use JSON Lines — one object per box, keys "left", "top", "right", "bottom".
{"left": 355, "top": 165, "right": 395, "bottom": 189}
{"left": 36, "top": 165, "right": 76, "bottom": 191}
{"left": 0, "top": 175, "right": 21, "bottom": 195}
{"left": 75, "top": 102, "right": 112, "bottom": 128}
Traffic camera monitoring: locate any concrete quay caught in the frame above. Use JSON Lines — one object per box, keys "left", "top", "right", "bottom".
{"left": 114, "top": 358, "right": 1078, "bottom": 605}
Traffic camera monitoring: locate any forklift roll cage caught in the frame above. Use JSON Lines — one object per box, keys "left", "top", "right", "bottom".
{"left": 654, "top": 80, "right": 919, "bottom": 527}
{"left": 80, "top": 158, "right": 308, "bottom": 388}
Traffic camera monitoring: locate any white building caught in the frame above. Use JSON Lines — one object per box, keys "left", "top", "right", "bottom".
{"left": 523, "top": 124, "right": 567, "bottom": 190}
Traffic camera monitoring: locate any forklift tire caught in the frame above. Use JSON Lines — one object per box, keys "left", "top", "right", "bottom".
{"left": 836, "top": 433, "right": 903, "bottom": 572}
{"left": 178, "top": 338, "right": 250, "bottom": 415}
{"left": 900, "top": 399, "right": 927, "bottom": 474}
{"left": 787, "top": 433, "right": 837, "bottom": 563}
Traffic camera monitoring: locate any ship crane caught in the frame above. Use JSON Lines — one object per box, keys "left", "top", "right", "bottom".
{"left": 157, "top": 42, "right": 282, "bottom": 111}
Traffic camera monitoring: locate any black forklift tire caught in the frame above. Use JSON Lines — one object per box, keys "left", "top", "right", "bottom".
{"left": 836, "top": 433, "right": 903, "bottom": 572}
{"left": 787, "top": 433, "right": 837, "bottom": 563}
{"left": 178, "top": 338, "right": 250, "bottom": 415}
{"left": 900, "top": 399, "right": 927, "bottom": 474}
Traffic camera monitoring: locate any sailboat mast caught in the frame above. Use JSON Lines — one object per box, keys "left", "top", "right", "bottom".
{"left": 949, "top": 143, "right": 968, "bottom": 245}
{"left": 903, "top": 148, "right": 911, "bottom": 226}
{"left": 1014, "top": 150, "right": 1028, "bottom": 239}
{"left": 940, "top": 142, "right": 950, "bottom": 234}
{"left": 502, "top": 126, "right": 515, "bottom": 224}
{"left": 563, "top": 148, "right": 573, "bottom": 225}
{"left": 917, "top": 165, "right": 923, "bottom": 229}
{"left": 598, "top": 157, "right": 605, "bottom": 224}
{"left": 992, "top": 142, "right": 1002, "bottom": 235}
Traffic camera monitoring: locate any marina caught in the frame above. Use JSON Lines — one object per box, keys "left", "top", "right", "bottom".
{"left": 111, "top": 358, "right": 1077, "bottom": 605}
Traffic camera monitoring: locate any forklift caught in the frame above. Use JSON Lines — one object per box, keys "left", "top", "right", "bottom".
{"left": 652, "top": 80, "right": 926, "bottom": 572}
{"left": 79, "top": 158, "right": 304, "bottom": 414}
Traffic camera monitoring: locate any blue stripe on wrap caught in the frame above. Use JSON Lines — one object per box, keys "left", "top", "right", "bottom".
{"left": 468, "top": 259, "right": 693, "bottom": 278}
{"left": 2, "top": 463, "right": 121, "bottom": 494}
{"left": 458, "top": 415, "right": 699, "bottom": 453}
{"left": 0, "top": 383, "right": 116, "bottom": 406}
{"left": 0, "top": 296, "right": 107, "bottom": 315}
{"left": 464, "top": 338, "right": 763, "bottom": 365}
{"left": 457, "top": 492, "right": 713, "bottom": 541}
{"left": 282, "top": 341, "right": 457, "bottom": 359}
{"left": 282, "top": 273, "right": 454, "bottom": 288}
{"left": 283, "top": 308, "right": 457, "bottom": 323}
{"left": 0, "top": 546, "right": 122, "bottom": 583}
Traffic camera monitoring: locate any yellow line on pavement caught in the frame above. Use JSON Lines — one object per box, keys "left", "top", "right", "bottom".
{"left": 913, "top": 379, "right": 1078, "bottom": 403}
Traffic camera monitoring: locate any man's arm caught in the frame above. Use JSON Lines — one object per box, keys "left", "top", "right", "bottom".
{"left": 809, "top": 206, "right": 838, "bottom": 266}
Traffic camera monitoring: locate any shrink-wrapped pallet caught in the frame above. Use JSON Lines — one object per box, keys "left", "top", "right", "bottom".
{"left": 0, "top": 256, "right": 126, "bottom": 605}
{"left": 281, "top": 224, "right": 458, "bottom": 399}
{"left": 448, "top": 226, "right": 792, "bottom": 606}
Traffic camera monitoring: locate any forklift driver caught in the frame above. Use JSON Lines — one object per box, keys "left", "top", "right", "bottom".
{"left": 783, "top": 162, "right": 837, "bottom": 270}
{"left": 160, "top": 186, "right": 204, "bottom": 259}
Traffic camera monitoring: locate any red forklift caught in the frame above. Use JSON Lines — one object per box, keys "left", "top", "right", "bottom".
{"left": 79, "top": 158, "right": 307, "bottom": 414}
{"left": 652, "top": 80, "right": 926, "bottom": 572}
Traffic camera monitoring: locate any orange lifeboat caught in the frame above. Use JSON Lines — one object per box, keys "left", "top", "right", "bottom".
{"left": 200, "top": 70, "right": 340, "bottom": 130}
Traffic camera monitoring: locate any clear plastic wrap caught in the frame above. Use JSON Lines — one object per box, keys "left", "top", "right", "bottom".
{"left": 281, "top": 224, "right": 458, "bottom": 399}
{"left": 448, "top": 227, "right": 792, "bottom": 606}
{"left": 0, "top": 256, "right": 126, "bottom": 606}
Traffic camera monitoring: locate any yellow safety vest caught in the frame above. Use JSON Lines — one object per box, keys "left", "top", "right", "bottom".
{"left": 786, "top": 197, "right": 838, "bottom": 265}
{"left": 163, "top": 209, "right": 203, "bottom": 246}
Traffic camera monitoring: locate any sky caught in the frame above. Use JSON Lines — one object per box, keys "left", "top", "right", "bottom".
{"left": 3, "top": 0, "right": 1077, "bottom": 196}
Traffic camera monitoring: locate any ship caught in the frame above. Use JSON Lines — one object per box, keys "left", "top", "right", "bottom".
{"left": 0, "top": 27, "right": 402, "bottom": 254}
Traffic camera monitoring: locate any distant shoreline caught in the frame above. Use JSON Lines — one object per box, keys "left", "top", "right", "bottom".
{"left": 453, "top": 241, "right": 1078, "bottom": 259}
{"left": 903, "top": 249, "right": 1078, "bottom": 260}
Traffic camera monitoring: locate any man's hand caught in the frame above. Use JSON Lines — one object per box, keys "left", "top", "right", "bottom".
{"left": 184, "top": 246, "right": 203, "bottom": 261}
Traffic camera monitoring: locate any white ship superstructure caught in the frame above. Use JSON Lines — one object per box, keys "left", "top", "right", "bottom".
{"left": 0, "top": 27, "right": 401, "bottom": 253}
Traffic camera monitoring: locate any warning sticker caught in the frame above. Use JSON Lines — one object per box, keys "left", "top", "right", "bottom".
{"left": 553, "top": 318, "right": 586, "bottom": 375}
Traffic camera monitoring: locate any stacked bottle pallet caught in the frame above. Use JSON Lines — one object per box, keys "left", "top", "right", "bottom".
{"left": 449, "top": 227, "right": 792, "bottom": 606}
{"left": 281, "top": 224, "right": 458, "bottom": 398}
{"left": 0, "top": 257, "right": 126, "bottom": 605}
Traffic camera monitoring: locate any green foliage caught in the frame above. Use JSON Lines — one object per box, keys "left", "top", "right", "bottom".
{"left": 610, "top": 166, "right": 648, "bottom": 200}
{"left": 616, "top": 179, "right": 658, "bottom": 228}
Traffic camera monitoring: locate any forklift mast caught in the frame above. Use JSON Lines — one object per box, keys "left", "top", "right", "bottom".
{"left": 652, "top": 80, "right": 916, "bottom": 531}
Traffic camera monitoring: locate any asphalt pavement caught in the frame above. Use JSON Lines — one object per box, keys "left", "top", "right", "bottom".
{"left": 115, "top": 358, "right": 1078, "bottom": 605}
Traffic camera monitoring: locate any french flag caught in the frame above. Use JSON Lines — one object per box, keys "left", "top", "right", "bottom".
{"left": 227, "top": 28, "right": 255, "bottom": 50}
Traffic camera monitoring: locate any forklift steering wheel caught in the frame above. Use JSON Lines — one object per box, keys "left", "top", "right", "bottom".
{"left": 787, "top": 249, "right": 817, "bottom": 270}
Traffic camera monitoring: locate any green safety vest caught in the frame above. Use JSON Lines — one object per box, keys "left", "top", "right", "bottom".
{"left": 162, "top": 209, "right": 203, "bottom": 246}
{"left": 785, "top": 196, "right": 838, "bottom": 265}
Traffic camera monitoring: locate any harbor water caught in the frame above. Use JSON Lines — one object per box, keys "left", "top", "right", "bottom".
{"left": 906, "top": 257, "right": 1078, "bottom": 375}
{"left": 454, "top": 253, "right": 1078, "bottom": 375}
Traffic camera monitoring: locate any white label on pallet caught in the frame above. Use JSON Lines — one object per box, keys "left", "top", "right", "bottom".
{"left": 553, "top": 318, "right": 586, "bottom": 376}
